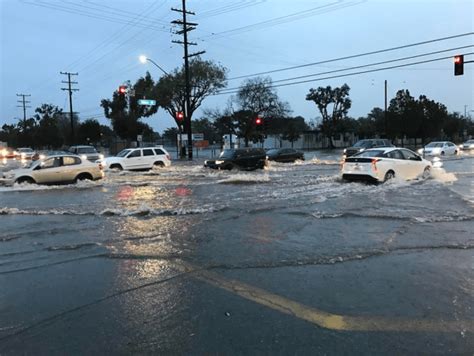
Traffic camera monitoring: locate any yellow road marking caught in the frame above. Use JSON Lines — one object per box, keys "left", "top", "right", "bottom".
{"left": 181, "top": 263, "right": 474, "bottom": 333}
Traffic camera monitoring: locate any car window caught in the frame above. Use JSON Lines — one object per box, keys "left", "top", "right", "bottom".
{"left": 78, "top": 147, "right": 97, "bottom": 154}
{"left": 353, "top": 150, "right": 385, "bottom": 157}
{"left": 384, "top": 150, "right": 404, "bottom": 159}
{"left": 117, "top": 149, "right": 131, "bottom": 157}
{"left": 154, "top": 148, "right": 165, "bottom": 155}
{"left": 267, "top": 149, "right": 280, "bottom": 155}
{"left": 219, "top": 150, "right": 235, "bottom": 159}
{"left": 354, "top": 140, "right": 372, "bottom": 148}
{"left": 143, "top": 149, "right": 154, "bottom": 156}
{"left": 63, "top": 156, "right": 81, "bottom": 165}
{"left": 41, "top": 157, "right": 61, "bottom": 169}
{"left": 127, "top": 150, "right": 141, "bottom": 158}
{"left": 400, "top": 149, "right": 418, "bottom": 160}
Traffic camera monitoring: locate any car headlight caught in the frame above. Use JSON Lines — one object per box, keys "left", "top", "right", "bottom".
{"left": 215, "top": 160, "right": 224, "bottom": 164}
{"left": 417, "top": 148, "right": 423, "bottom": 154}
{"left": 81, "top": 154, "right": 87, "bottom": 160}
{"left": 470, "top": 144, "right": 474, "bottom": 148}
{"left": 99, "top": 154, "right": 104, "bottom": 160}
{"left": 359, "top": 148, "right": 364, "bottom": 152}
{"left": 343, "top": 148, "right": 347, "bottom": 154}
{"left": 39, "top": 154, "right": 46, "bottom": 160}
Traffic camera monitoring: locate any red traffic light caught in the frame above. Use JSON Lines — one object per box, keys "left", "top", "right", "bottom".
{"left": 118, "top": 85, "right": 127, "bottom": 94}
{"left": 454, "top": 55, "right": 464, "bottom": 76}
{"left": 255, "top": 117, "right": 263, "bottom": 125}
{"left": 176, "top": 111, "right": 184, "bottom": 122}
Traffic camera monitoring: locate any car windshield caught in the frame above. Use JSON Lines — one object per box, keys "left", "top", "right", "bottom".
{"left": 465, "top": 140, "right": 474, "bottom": 144}
{"left": 116, "top": 149, "right": 131, "bottom": 157}
{"left": 77, "top": 147, "right": 97, "bottom": 154}
{"left": 219, "top": 150, "right": 235, "bottom": 159}
{"left": 353, "top": 140, "right": 373, "bottom": 148}
{"left": 353, "top": 150, "right": 385, "bottom": 157}
{"left": 426, "top": 142, "right": 444, "bottom": 147}
{"left": 19, "top": 148, "right": 33, "bottom": 152}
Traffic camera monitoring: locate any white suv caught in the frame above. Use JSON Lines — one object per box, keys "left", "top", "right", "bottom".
{"left": 103, "top": 146, "right": 171, "bottom": 171}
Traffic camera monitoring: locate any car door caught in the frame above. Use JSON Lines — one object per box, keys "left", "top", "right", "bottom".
{"left": 32, "top": 157, "right": 63, "bottom": 184}
{"left": 400, "top": 149, "right": 422, "bottom": 179}
{"left": 142, "top": 148, "right": 155, "bottom": 168}
{"left": 61, "top": 156, "right": 82, "bottom": 182}
{"left": 125, "top": 149, "right": 142, "bottom": 169}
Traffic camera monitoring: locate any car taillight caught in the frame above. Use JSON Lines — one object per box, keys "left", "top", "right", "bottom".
{"left": 166, "top": 154, "right": 170, "bottom": 160}
{"left": 371, "top": 158, "right": 380, "bottom": 172}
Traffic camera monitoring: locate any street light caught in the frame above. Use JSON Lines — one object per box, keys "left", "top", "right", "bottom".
{"left": 138, "top": 55, "right": 168, "bottom": 75}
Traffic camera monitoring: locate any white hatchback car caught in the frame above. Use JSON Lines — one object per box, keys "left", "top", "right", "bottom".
{"left": 103, "top": 146, "right": 171, "bottom": 171}
{"left": 1, "top": 154, "right": 104, "bottom": 185}
{"left": 418, "top": 141, "right": 458, "bottom": 156}
{"left": 341, "top": 147, "right": 432, "bottom": 183}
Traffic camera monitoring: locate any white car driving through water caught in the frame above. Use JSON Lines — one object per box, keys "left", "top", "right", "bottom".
{"left": 341, "top": 147, "right": 432, "bottom": 183}
{"left": 102, "top": 146, "right": 171, "bottom": 171}
{"left": 418, "top": 141, "right": 458, "bottom": 156}
{"left": 0, "top": 154, "right": 104, "bottom": 185}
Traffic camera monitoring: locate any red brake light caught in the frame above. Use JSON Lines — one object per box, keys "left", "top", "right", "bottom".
{"left": 371, "top": 158, "right": 379, "bottom": 172}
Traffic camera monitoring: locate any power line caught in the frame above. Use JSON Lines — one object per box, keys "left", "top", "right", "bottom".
{"left": 227, "top": 32, "right": 474, "bottom": 80}
{"left": 218, "top": 45, "right": 473, "bottom": 93}
{"left": 214, "top": 53, "right": 474, "bottom": 95}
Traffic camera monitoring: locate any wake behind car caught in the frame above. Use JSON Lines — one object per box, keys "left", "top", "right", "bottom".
{"left": 0, "top": 154, "right": 104, "bottom": 185}
{"left": 418, "top": 141, "right": 458, "bottom": 156}
{"left": 266, "top": 148, "right": 304, "bottom": 163}
{"left": 204, "top": 148, "right": 268, "bottom": 170}
{"left": 344, "top": 139, "right": 393, "bottom": 157}
{"left": 341, "top": 147, "right": 432, "bottom": 183}
{"left": 103, "top": 146, "right": 171, "bottom": 171}
{"left": 69, "top": 145, "right": 104, "bottom": 162}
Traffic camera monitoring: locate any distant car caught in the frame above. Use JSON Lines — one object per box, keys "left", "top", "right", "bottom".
{"left": 69, "top": 145, "right": 103, "bottom": 162}
{"left": 16, "top": 147, "right": 36, "bottom": 159}
{"left": 344, "top": 139, "right": 394, "bottom": 157}
{"left": 0, "top": 147, "right": 16, "bottom": 159}
{"left": 418, "top": 141, "right": 458, "bottom": 156}
{"left": 461, "top": 139, "right": 474, "bottom": 151}
{"left": 267, "top": 148, "right": 304, "bottom": 163}
{"left": 0, "top": 154, "right": 104, "bottom": 185}
{"left": 103, "top": 146, "right": 171, "bottom": 171}
{"left": 341, "top": 147, "right": 432, "bottom": 183}
{"left": 204, "top": 148, "right": 268, "bottom": 170}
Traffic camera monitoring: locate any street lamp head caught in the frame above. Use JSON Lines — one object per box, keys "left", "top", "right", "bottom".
{"left": 139, "top": 55, "right": 148, "bottom": 64}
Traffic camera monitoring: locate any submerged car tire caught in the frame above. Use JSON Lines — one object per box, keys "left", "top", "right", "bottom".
{"left": 75, "top": 173, "right": 93, "bottom": 182}
{"left": 384, "top": 170, "right": 395, "bottom": 182}
{"left": 109, "top": 164, "right": 123, "bottom": 171}
{"left": 153, "top": 161, "right": 165, "bottom": 168}
{"left": 441, "top": 151, "right": 445, "bottom": 156}
{"left": 15, "top": 176, "right": 35, "bottom": 184}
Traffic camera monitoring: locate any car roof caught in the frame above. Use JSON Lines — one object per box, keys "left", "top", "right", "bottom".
{"left": 41, "top": 154, "right": 82, "bottom": 159}
{"left": 363, "top": 147, "right": 398, "bottom": 152}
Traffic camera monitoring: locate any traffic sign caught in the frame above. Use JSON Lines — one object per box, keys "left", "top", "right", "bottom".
{"left": 138, "top": 99, "right": 156, "bottom": 106}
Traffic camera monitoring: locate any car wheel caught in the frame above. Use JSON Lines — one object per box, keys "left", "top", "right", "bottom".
{"left": 109, "top": 164, "right": 123, "bottom": 171}
{"left": 75, "top": 173, "right": 93, "bottom": 182}
{"left": 384, "top": 170, "right": 395, "bottom": 182}
{"left": 15, "top": 176, "right": 35, "bottom": 184}
{"left": 153, "top": 161, "right": 165, "bottom": 169}
{"left": 422, "top": 166, "right": 431, "bottom": 179}
{"left": 441, "top": 151, "right": 445, "bottom": 156}
{"left": 454, "top": 150, "right": 458, "bottom": 155}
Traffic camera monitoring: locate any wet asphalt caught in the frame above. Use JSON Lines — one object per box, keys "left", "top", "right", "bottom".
{"left": 0, "top": 150, "right": 473, "bottom": 354}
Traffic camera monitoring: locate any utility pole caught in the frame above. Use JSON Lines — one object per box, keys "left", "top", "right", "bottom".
{"left": 384, "top": 79, "right": 388, "bottom": 138}
{"left": 171, "top": 0, "right": 205, "bottom": 160}
{"left": 16, "top": 94, "right": 31, "bottom": 121}
{"left": 60, "top": 72, "right": 79, "bottom": 144}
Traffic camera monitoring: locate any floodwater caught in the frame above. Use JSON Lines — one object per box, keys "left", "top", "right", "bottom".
{"left": 0, "top": 150, "right": 473, "bottom": 354}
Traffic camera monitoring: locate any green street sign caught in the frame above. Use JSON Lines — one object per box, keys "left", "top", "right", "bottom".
{"left": 138, "top": 99, "right": 156, "bottom": 106}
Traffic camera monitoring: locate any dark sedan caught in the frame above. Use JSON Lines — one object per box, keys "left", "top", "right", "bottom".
{"left": 267, "top": 148, "right": 304, "bottom": 163}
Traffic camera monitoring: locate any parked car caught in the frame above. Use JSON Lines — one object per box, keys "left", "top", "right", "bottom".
{"left": 0, "top": 154, "right": 104, "bottom": 185}
{"left": 204, "top": 148, "right": 268, "bottom": 170}
{"left": 16, "top": 147, "right": 36, "bottom": 159}
{"left": 418, "top": 141, "right": 458, "bottom": 156}
{"left": 68, "top": 145, "right": 104, "bottom": 162}
{"left": 344, "top": 139, "right": 394, "bottom": 157}
{"left": 341, "top": 147, "right": 432, "bottom": 183}
{"left": 461, "top": 139, "right": 474, "bottom": 151}
{"left": 266, "top": 148, "right": 304, "bottom": 162}
{"left": 103, "top": 146, "right": 171, "bottom": 171}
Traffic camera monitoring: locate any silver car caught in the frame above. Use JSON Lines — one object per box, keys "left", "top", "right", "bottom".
{"left": 0, "top": 154, "right": 104, "bottom": 185}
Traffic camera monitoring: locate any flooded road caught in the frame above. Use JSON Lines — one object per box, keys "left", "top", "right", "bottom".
{"left": 1, "top": 151, "right": 473, "bottom": 354}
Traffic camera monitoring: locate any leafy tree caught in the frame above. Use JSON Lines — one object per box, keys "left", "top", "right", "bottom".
{"left": 280, "top": 116, "right": 309, "bottom": 147}
{"left": 163, "top": 127, "right": 179, "bottom": 145}
{"left": 34, "top": 104, "right": 64, "bottom": 149}
{"left": 101, "top": 72, "right": 158, "bottom": 142}
{"left": 306, "top": 83, "right": 351, "bottom": 147}
{"left": 232, "top": 77, "right": 290, "bottom": 146}
{"left": 17, "top": 118, "right": 38, "bottom": 147}
{"left": 191, "top": 117, "right": 220, "bottom": 143}
{"left": 0, "top": 124, "right": 19, "bottom": 147}
{"left": 77, "top": 119, "right": 102, "bottom": 144}
{"left": 155, "top": 58, "right": 227, "bottom": 129}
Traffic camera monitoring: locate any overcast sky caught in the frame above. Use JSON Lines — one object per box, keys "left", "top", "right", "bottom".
{"left": 1, "top": 0, "right": 473, "bottom": 133}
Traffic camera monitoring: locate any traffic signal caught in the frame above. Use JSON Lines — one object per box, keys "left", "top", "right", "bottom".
{"left": 255, "top": 117, "right": 263, "bottom": 131}
{"left": 176, "top": 111, "right": 184, "bottom": 123}
{"left": 454, "top": 55, "right": 464, "bottom": 76}
{"left": 118, "top": 85, "right": 127, "bottom": 95}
